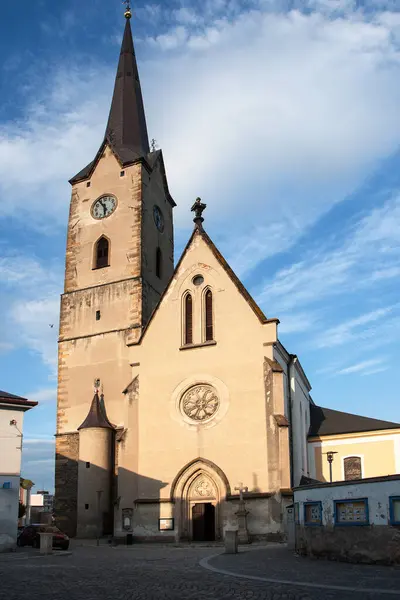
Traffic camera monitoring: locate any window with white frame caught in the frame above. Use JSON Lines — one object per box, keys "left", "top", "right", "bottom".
{"left": 343, "top": 456, "right": 362, "bottom": 481}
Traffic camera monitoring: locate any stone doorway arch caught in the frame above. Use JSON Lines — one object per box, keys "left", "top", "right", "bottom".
{"left": 171, "top": 459, "right": 229, "bottom": 541}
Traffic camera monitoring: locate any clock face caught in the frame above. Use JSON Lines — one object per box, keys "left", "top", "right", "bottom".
{"left": 153, "top": 205, "right": 164, "bottom": 232}
{"left": 91, "top": 196, "right": 117, "bottom": 220}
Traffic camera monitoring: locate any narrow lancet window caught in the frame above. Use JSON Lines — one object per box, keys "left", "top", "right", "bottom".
{"left": 184, "top": 294, "right": 193, "bottom": 345}
{"left": 156, "top": 247, "right": 162, "bottom": 279}
{"left": 205, "top": 290, "right": 213, "bottom": 341}
{"left": 95, "top": 237, "right": 109, "bottom": 269}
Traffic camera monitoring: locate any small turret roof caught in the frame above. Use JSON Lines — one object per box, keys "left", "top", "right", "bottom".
{"left": 78, "top": 391, "right": 114, "bottom": 431}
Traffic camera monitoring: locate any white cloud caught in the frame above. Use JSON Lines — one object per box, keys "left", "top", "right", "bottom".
{"left": 337, "top": 357, "right": 386, "bottom": 375}
{"left": 317, "top": 306, "right": 395, "bottom": 348}
{"left": 142, "top": 7, "right": 400, "bottom": 271}
{"left": 258, "top": 195, "right": 400, "bottom": 313}
{"left": 0, "top": 4, "right": 398, "bottom": 277}
{"left": 10, "top": 296, "right": 59, "bottom": 368}
{"left": 26, "top": 388, "right": 57, "bottom": 404}
{"left": 0, "top": 253, "right": 62, "bottom": 369}
{"left": 0, "top": 255, "right": 58, "bottom": 288}
{"left": 0, "top": 65, "right": 113, "bottom": 227}
{"left": 22, "top": 438, "right": 55, "bottom": 491}
{"left": 277, "top": 312, "right": 316, "bottom": 334}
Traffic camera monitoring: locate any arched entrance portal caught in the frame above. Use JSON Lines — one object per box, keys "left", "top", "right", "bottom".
{"left": 171, "top": 459, "right": 229, "bottom": 541}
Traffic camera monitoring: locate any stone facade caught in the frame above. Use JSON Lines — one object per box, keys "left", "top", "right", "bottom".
{"left": 54, "top": 433, "right": 79, "bottom": 537}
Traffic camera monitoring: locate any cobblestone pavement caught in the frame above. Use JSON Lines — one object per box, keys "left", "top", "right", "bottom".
{"left": 0, "top": 543, "right": 399, "bottom": 600}
{"left": 206, "top": 546, "right": 400, "bottom": 594}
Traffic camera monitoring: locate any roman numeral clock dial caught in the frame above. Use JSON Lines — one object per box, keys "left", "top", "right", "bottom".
{"left": 91, "top": 195, "right": 117, "bottom": 219}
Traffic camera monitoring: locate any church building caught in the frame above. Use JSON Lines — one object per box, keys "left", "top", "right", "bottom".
{"left": 54, "top": 9, "right": 400, "bottom": 541}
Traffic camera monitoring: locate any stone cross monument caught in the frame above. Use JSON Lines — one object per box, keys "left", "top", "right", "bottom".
{"left": 234, "top": 483, "right": 250, "bottom": 544}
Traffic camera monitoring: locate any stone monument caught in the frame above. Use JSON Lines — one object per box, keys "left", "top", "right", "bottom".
{"left": 234, "top": 483, "right": 250, "bottom": 544}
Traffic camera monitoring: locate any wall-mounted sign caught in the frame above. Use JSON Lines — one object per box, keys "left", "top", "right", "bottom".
{"left": 159, "top": 518, "right": 174, "bottom": 531}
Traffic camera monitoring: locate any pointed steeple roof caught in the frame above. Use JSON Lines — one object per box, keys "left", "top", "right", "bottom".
{"left": 70, "top": 13, "right": 150, "bottom": 184}
{"left": 105, "top": 15, "right": 150, "bottom": 158}
{"left": 78, "top": 391, "right": 114, "bottom": 431}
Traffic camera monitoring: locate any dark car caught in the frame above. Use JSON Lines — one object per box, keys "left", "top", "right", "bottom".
{"left": 17, "top": 525, "right": 69, "bottom": 550}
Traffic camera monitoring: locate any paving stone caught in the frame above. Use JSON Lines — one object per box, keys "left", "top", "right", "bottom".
{"left": 0, "top": 544, "right": 399, "bottom": 600}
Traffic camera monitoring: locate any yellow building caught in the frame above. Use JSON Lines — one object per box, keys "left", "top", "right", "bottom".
{"left": 308, "top": 405, "right": 400, "bottom": 483}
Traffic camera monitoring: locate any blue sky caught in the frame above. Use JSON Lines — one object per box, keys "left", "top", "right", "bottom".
{"left": 0, "top": 0, "right": 399, "bottom": 492}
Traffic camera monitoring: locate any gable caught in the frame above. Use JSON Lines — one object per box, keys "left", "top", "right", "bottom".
{"left": 131, "top": 227, "right": 278, "bottom": 348}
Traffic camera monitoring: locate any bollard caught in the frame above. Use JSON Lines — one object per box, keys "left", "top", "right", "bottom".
{"left": 39, "top": 532, "right": 53, "bottom": 555}
{"left": 126, "top": 533, "right": 133, "bottom": 546}
{"left": 224, "top": 529, "right": 238, "bottom": 554}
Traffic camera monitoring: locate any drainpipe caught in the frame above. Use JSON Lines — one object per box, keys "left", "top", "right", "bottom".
{"left": 287, "top": 354, "right": 297, "bottom": 490}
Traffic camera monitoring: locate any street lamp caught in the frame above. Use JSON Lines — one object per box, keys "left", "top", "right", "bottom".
{"left": 325, "top": 451, "right": 338, "bottom": 483}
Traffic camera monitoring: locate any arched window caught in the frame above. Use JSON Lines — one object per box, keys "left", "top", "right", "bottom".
{"left": 344, "top": 456, "right": 362, "bottom": 481}
{"left": 156, "top": 247, "right": 162, "bottom": 279}
{"left": 95, "top": 236, "right": 109, "bottom": 269}
{"left": 184, "top": 294, "right": 193, "bottom": 345}
{"left": 205, "top": 289, "right": 213, "bottom": 341}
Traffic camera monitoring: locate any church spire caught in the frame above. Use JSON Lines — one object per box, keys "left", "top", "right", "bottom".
{"left": 104, "top": 9, "right": 150, "bottom": 159}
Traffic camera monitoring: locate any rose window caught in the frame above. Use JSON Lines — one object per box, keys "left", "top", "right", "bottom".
{"left": 181, "top": 385, "right": 220, "bottom": 422}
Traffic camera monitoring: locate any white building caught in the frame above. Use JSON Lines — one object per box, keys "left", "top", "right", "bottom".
{"left": 0, "top": 391, "right": 37, "bottom": 551}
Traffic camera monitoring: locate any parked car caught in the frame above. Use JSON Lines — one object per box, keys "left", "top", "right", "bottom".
{"left": 17, "top": 525, "right": 69, "bottom": 550}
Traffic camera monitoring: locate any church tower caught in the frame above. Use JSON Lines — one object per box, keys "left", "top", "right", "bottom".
{"left": 55, "top": 8, "right": 175, "bottom": 537}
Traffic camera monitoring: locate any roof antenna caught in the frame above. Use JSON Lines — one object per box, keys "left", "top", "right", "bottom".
{"left": 123, "top": 0, "right": 132, "bottom": 19}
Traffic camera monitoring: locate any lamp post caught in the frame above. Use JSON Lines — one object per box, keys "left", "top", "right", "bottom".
{"left": 326, "top": 451, "right": 338, "bottom": 483}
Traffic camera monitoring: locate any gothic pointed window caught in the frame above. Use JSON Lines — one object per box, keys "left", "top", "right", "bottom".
{"left": 205, "top": 289, "right": 213, "bottom": 341}
{"left": 156, "top": 247, "right": 162, "bottom": 279}
{"left": 344, "top": 456, "right": 362, "bottom": 480}
{"left": 184, "top": 293, "right": 193, "bottom": 345}
{"left": 95, "top": 236, "right": 109, "bottom": 269}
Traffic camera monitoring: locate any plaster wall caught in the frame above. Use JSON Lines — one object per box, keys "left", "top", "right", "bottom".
{"left": 291, "top": 367, "right": 311, "bottom": 486}
{"left": 0, "top": 407, "right": 24, "bottom": 475}
{"left": 119, "top": 232, "right": 283, "bottom": 537}
{"left": 117, "top": 496, "right": 286, "bottom": 541}
{"left": 309, "top": 430, "right": 400, "bottom": 482}
{"left": 0, "top": 475, "right": 19, "bottom": 552}
{"left": 64, "top": 151, "right": 144, "bottom": 293}
{"left": 294, "top": 476, "right": 400, "bottom": 564}
{"left": 77, "top": 428, "right": 113, "bottom": 538}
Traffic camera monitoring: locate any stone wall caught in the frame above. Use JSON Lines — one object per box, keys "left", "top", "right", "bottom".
{"left": 54, "top": 433, "right": 79, "bottom": 538}
{"left": 296, "top": 523, "right": 400, "bottom": 564}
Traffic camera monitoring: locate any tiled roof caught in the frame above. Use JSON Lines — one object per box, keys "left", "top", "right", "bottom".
{"left": 309, "top": 404, "right": 400, "bottom": 437}
{"left": 0, "top": 390, "right": 37, "bottom": 408}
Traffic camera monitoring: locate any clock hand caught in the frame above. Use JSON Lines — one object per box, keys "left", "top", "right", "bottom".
{"left": 99, "top": 199, "right": 107, "bottom": 216}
